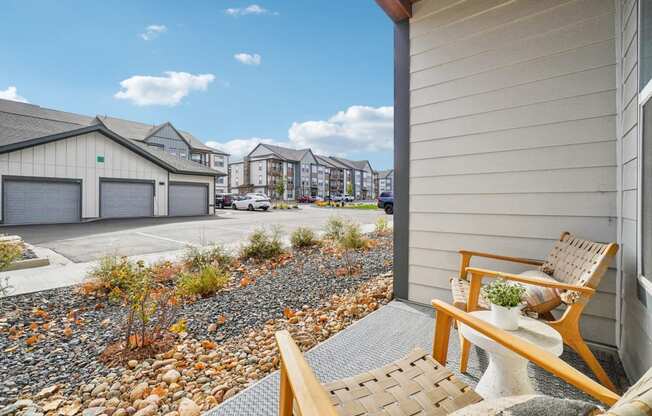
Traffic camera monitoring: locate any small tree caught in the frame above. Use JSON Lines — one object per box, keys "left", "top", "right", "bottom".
{"left": 346, "top": 183, "right": 353, "bottom": 196}
{"left": 275, "top": 181, "right": 285, "bottom": 201}
{"left": 338, "top": 222, "right": 368, "bottom": 276}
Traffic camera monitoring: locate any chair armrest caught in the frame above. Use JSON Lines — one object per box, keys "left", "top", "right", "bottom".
{"left": 431, "top": 300, "right": 620, "bottom": 406}
{"left": 465, "top": 267, "right": 595, "bottom": 295}
{"left": 459, "top": 250, "right": 544, "bottom": 266}
{"left": 275, "top": 330, "right": 338, "bottom": 416}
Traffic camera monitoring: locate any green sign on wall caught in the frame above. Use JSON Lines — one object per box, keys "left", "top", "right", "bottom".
{"left": 97, "top": 155, "right": 105, "bottom": 163}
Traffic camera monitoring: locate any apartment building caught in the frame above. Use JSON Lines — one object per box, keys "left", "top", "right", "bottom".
{"left": 228, "top": 143, "right": 383, "bottom": 200}
{"left": 377, "top": 169, "right": 394, "bottom": 194}
{"left": 209, "top": 152, "right": 229, "bottom": 194}
{"left": 329, "top": 157, "right": 376, "bottom": 200}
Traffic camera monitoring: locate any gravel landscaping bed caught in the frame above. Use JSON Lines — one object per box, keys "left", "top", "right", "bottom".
{"left": 0, "top": 234, "right": 393, "bottom": 409}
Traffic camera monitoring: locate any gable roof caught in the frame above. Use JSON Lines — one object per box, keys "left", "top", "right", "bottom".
{"left": 315, "top": 155, "right": 337, "bottom": 168}
{"left": 0, "top": 99, "right": 223, "bottom": 176}
{"left": 328, "top": 156, "right": 372, "bottom": 171}
{"left": 377, "top": 169, "right": 394, "bottom": 178}
{"left": 248, "top": 143, "right": 313, "bottom": 162}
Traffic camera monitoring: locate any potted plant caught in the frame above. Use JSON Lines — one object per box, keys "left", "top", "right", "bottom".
{"left": 481, "top": 279, "right": 526, "bottom": 330}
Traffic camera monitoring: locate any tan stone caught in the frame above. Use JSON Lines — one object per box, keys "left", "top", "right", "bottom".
{"left": 177, "top": 399, "right": 200, "bottom": 416}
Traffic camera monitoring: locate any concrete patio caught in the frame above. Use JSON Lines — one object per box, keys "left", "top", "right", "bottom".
{"left": 209, "top": 301, "right": 629, "bottom": 415}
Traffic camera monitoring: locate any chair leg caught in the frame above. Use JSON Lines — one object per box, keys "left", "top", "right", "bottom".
{"left": 567, "top": 336, "right": 618, "bottom": 393}
{"left": 459, "top": 326, "right": 471, "bottom": 373}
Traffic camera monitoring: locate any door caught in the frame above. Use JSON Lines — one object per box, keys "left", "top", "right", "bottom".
{"left": 3, "top": 178, "right": 81, "bottom": 225}
{"left": 169, "top": 182, "right": 208, "bottom": 216}
{"left": 100, "top": 180, "right": 154, "bottom": 218}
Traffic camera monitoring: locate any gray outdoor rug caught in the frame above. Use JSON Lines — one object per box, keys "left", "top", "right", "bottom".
{"left": 208, "top": 300, "right": 627, "bottom": 416}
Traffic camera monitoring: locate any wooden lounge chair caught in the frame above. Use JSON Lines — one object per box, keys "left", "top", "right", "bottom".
{"left": 275, "top": 300, "right": 650, "bottom": 416}
{"left": 450, "top": 232, "right": 619, "bottom": 391}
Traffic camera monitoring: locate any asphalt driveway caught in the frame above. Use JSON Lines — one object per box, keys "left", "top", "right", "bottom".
{"left": 1, "top": 206, "right": 387, "bottom": 263}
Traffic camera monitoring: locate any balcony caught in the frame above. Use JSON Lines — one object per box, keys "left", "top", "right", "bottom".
{"left": 209, "top": 301, "right": 627, "bottom": 415}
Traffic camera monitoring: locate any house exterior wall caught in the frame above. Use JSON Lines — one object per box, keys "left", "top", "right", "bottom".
{"left": 0, "top": 131, "right": 169, "bottom": 219}
{"left": 168, "top": 173, "right": 215, "bottom": 215}
{"left": 407, "top": 0, "right": 618, "bottom": 346}
{"left": 617, "top": 0, "right": 652, "bottom": 380}
{"left": 146, "top": 124, "right": 191, "bottom": 159}
{"left": 229, "top": 162, "right": 244, "bottom": 192}
{"left": 250, "top": 160, "right": 267, "bottom": 188}
{"left": 209, "top": 153, "right": 228, "bottom": 193}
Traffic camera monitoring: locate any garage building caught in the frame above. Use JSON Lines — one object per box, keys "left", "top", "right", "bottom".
{"left": 0, "top": 99, "right": 224, "bottom": 225}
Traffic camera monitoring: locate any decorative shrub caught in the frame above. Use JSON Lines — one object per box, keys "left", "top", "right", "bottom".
{"left": 0, "top": 276, "right": 12, "bottom": 305}
{"left": 290, "top": 227, "right": 319, "bottom": 249}
{"left": 149, "top": 260, "right": 182, "bottom": 283}
{"left": 182, "top": 244, "right": 232, "bottom": 272}
{"left": 338, "top": 222, "right": 369, "bottom": 275}
{"left": 482, "top": 279, "right": 526, "bottom": 308}
{"left": 323, "top": 216, "right": 346, "bottom": 241}
{"left": 178, "top": 265, "right": 230, "bottom": 298}
{"left": 340, "top": 222, "right": 368, "bottom": 250}
{"left": 86, "top": 255, "right": 139, "bottom": 295}
{"left": 240, "top": 227, "right": 285, "bottom": 261}
{"left": 375, "top": 217, "right": 390, "bottom": 235}
{"left": 0, "top": 241, "right": 22, "bottom": 270}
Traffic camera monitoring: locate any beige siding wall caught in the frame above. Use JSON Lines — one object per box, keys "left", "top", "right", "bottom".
{"left": 618, "top": 0, "right": 652, "bottom": 380}
{"left": 169, "top": 173, "right": 215, "bottom": 215}
{"left": 229, "top": 163, "right": 244, "bottom": 191}
{"left": 250, "top": 160, "right": 267, "bottom": 186}
{"left": 0, "top": 131, "right": 169, "bottom": 218}
{"left": 409, "top": 0, "right": 618, "bottom": 345}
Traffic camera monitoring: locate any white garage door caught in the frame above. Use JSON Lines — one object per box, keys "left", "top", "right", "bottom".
{"left": 3, "top": 178, "right": 81, "bottom": 225}
{"left": 169, "top": 182, "right": 208, "bottom": 216}
{"left": 100, "top": 180, "right": 154, "bottom": 218}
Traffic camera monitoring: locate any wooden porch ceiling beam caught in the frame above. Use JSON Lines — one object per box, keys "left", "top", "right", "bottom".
{"left": 375, "top": 0, "right": 414, "bottom": 22}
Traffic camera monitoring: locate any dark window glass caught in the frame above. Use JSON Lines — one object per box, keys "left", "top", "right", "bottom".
{"left": 643, "top": 102, "right": 652, "bottom": 277}
{"left": 641, "top": 1, "right": 652, "bottom": 89}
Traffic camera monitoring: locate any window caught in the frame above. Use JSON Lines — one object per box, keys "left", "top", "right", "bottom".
{"left": 640, "top": 2, "right": 652, "bottom": 292}
{"left": 258, "top": 175, "right": 262, "bottom": 185}
{"left": 258, "top": 164, "right": 262, "bottom": 171}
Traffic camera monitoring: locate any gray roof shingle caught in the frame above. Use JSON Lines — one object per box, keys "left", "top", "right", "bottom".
{"left": 0, "top": 98, "right": 224, "bottom": 176}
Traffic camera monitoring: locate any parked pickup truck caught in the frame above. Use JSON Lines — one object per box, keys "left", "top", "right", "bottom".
{"left": 377, "top": 192, "right": 393, "bottom": 214}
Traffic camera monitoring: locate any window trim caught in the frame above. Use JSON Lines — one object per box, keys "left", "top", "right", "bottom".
{"left": 639, "top": 17, "right": 652, "bottom": 292}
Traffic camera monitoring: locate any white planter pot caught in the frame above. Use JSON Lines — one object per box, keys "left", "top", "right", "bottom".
{"left": 490, "top": 303, "right": 522, "bottom": 330}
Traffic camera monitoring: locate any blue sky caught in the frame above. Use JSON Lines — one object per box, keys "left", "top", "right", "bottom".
{"left": 0, "top": 1, "right": 395, "bottom": 169}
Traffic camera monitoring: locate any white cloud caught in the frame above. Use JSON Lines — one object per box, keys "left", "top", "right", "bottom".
{"left": 114, "top": 71, "right": 215, "bottom": 106}
{"left": 225, "top": 4, "right": 276, "bottom": 16}
{"left": 0, "top": 86, "right": 28, "bottom": 103}
{"left": 205, "top": 105, "right": 393, "bottom": 161}
{"left": 140, "top": 24, "right": 167, "bottom": 41}
{"left": 205, "top": 138, "right": 290, "bottom": 161}
{"left": 288, "top": 105, "right": 393, "bottom": 156}
{"left": 234, "top": 53, "right": 262, "bottom": 66}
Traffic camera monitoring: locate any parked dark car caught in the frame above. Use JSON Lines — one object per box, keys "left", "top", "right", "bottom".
{"left": 215, "top": 193, "right": 235, "bottom": 209}
{"left": 297, "top": 195, "right": 316, "bottom": 203}
{"left": 377, "top": 192, "right": 393, "bottom": 214}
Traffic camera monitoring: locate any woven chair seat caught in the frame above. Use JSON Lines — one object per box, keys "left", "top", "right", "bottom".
{"left": 321, "top": 348, "right": 482, "bottom": 416}
{"left": 450, "top": 277, "right": 490, "bottom": 312}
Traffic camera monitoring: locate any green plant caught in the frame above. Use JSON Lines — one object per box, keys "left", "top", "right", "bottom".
{"left": 338, "top": 222, "right": 368, "bottom": 276}
{"left": 346, "top": 183, "right": 353, "bottom": 196}
{"left": 482, "top": 279, "right": 526, "bottom": 308}
{"left": 240, "top": 226, "right": 285, "bottom": 261}
{"left": 323, "top": 216, "right": 346, "bottom": 241}
{"left": 291, "top": 227, "right": 319, "bottom": 249}
{"left": 0, "top": 241, "right": 22, "bottom": 270}
{"left": 178, "top": 265, "right": 230, "bottom": 297}
{"left": 275, "top": 181, "right": 285, "bottom": 200}
{"left": 86, "top": 255, "right": 139, "bottom": 295}
{"left": 0, "top": 276, "right": 13, "bottom": 306}
{"left": 182, "top": 244, "right": 232, "bottom": 272}
{"left": 375, "top": 217, "right": 390, "bottom": 235}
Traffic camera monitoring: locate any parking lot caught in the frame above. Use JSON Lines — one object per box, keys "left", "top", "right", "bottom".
{"left": 2, "top": 205, "right": 388, "bottom": 263}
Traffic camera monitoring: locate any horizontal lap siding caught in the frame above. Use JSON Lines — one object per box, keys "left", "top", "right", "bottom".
{"left": 618, "top": 0, "right": 652, "bottom": 380}
{"left": 408, "top": 0, "right": 617, "bottom": 345}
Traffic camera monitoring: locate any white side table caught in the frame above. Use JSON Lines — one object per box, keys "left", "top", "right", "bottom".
{"left": 459, "top": 310, "right": 563, "bottom": 399}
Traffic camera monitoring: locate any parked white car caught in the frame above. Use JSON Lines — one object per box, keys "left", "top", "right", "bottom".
{"left": 232, "top": 194, "right": 271, "bottom": 211}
